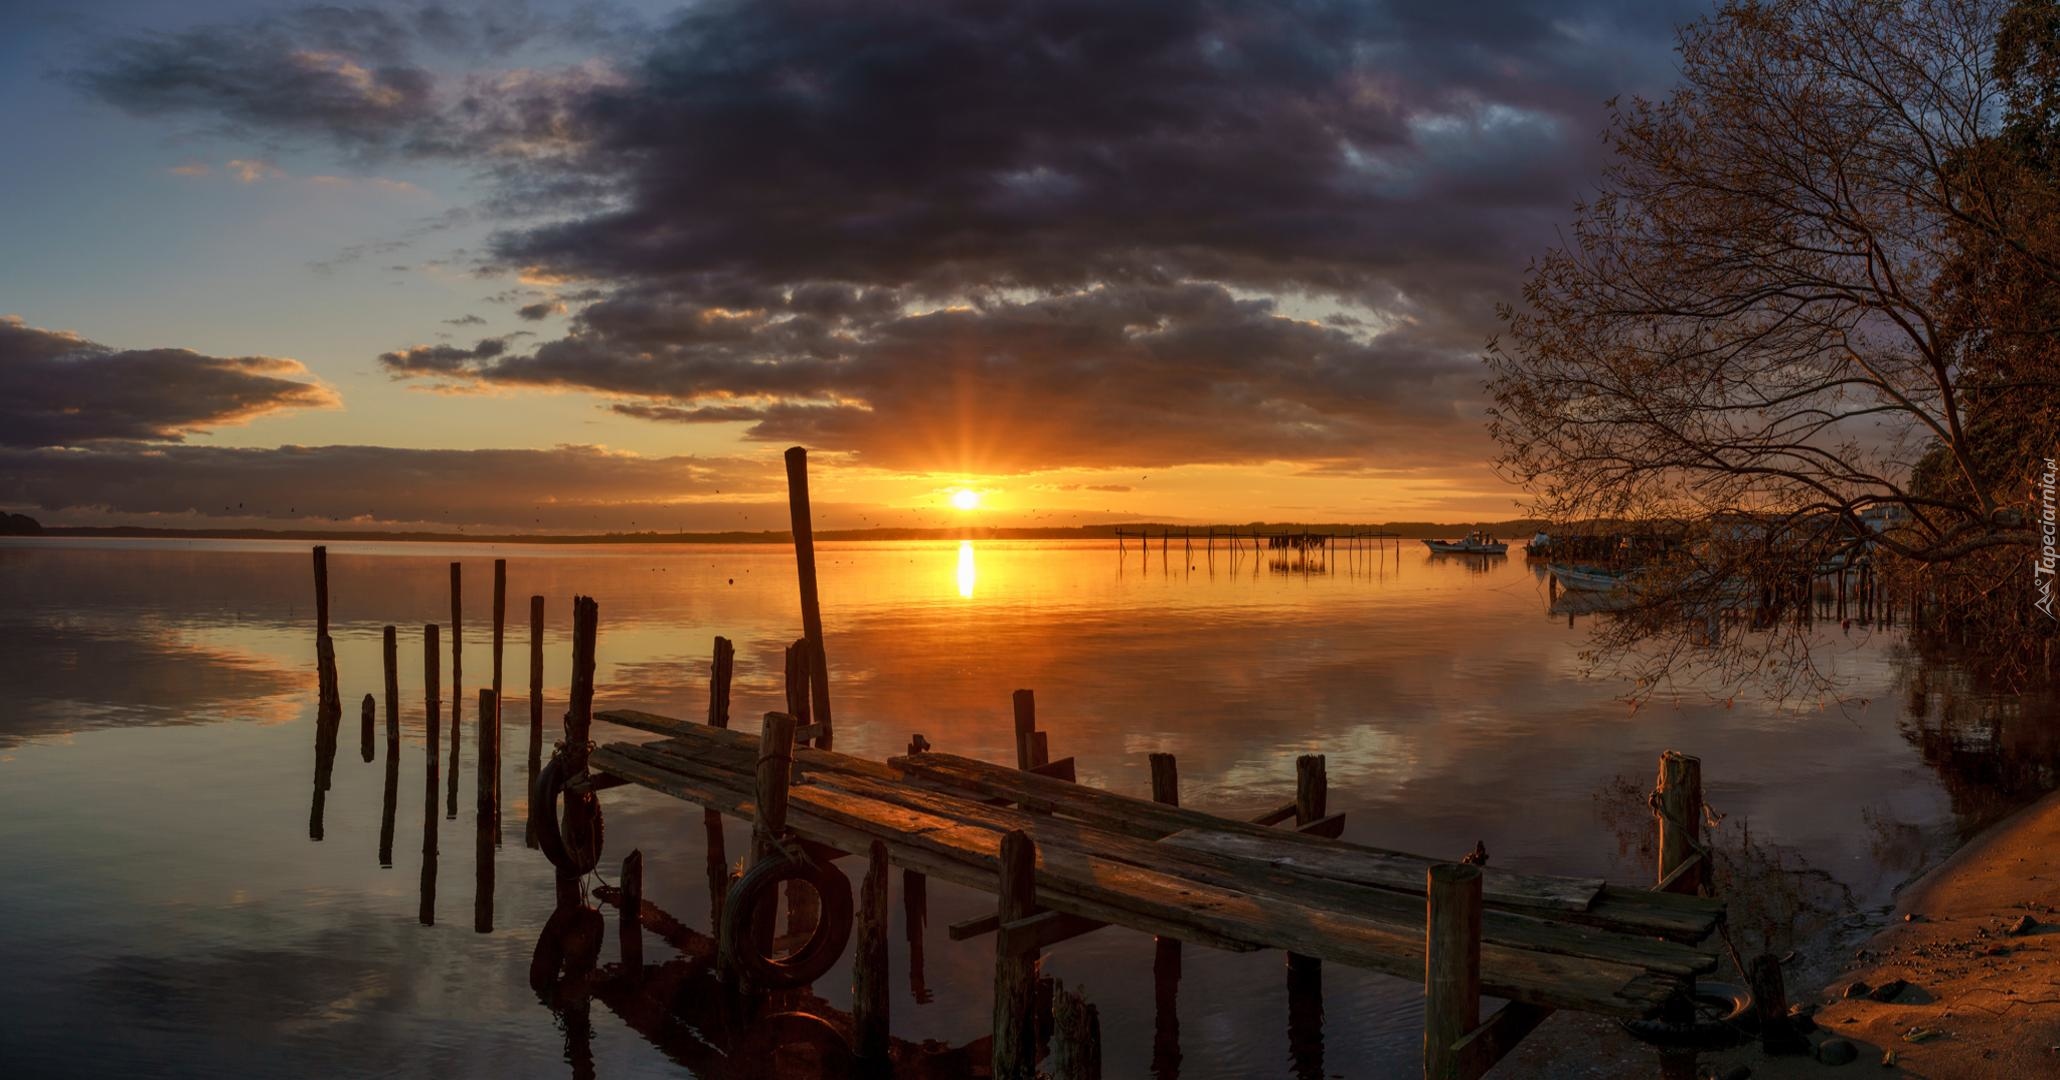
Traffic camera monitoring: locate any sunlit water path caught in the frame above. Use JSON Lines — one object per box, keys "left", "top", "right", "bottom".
{"left": 1, "top": 538, "right": 2048, "bottom": 1077}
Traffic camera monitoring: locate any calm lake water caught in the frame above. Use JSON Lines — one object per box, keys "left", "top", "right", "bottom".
{"left": 1, "top": 537, "right": 2051, "bottom": 1078}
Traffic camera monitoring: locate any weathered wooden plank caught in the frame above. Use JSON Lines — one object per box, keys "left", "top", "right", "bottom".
{"left": 1160, "top": 828, "right": 1602, "bottom": 915}
{"left": 593, "top": 742, "right": 1691, "bottom": 1014}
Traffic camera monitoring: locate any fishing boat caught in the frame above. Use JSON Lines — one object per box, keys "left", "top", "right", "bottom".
{"left": 1549, "top": 563, "right": 1633, "bottom": 593}
{"left": 1524, "top": 532, "right": 1552, "bottom": 557}
{"left": 1423, "top": 531, "right": 1508, "bottom": 555}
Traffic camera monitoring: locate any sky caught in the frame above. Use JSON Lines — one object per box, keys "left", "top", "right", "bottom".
{"left": 0, "top": 0, "right": 1707, "bottom": 533}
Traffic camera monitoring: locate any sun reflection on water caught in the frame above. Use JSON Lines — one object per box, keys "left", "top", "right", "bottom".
{"left": 956, "top": 540, "right": 977, "bottom": 598}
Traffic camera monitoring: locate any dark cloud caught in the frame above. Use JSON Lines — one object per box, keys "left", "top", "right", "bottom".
{"left": 77, "top": 0, "right": 1702, "bottom": 473}
{"left": 515, "top": 301, "right": 563, "bottom": 320}
{"left": 0, "top": 316, "right": 338, "bottom": 448}
{"left": 441, "top": 313, "right": 487, "bottom": 326}
{"left": 0, "top": 443, "right": 778, "bottom": 532}
{"left": 375, "top": 335, "right": 509, "bottom": 375}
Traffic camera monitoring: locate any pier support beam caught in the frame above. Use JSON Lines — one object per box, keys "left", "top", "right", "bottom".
{"left": 992, "top": 829, "right": 1041, "bottom": 1080}
{"left": 1424, "top": 862, "right": 1482, "bottom": 1080}
{"left": 1655, "top": 751, "right": 1703, "bottom": 895}
{"left": 853, "top": 839, "right": 891, "bottom": 1067}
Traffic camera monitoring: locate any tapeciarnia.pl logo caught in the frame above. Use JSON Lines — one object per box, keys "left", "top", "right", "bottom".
{"left": 2039, "top": 457, "right": 2058, "bottom": 620}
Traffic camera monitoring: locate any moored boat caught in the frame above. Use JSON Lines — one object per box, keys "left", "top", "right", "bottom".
{"left": 1423, "top": 531, "right": 1509, "bottom": 554}
{"left": 1549, "top": 563, "right": 1633, "bottom": 593}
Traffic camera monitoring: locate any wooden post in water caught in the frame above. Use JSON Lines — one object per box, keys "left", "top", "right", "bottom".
{"left": 1748, "top": 952, "right": 1807, "bottom": 1054}
{"left": 992, "top": 829, "right": 1041, "bottom": 1080}
{"left": 312, "top": 545, "right": 329, "bottom": 637}
{"left": 853, "top": 839, "right": 892, "bottom": 1066}
{"left": 474, "top": 686, "right": 495, "bottom": 933}
{"left": 1424, "top": 862, "right": 1482, "bottom": 1080}
{"left": 567, "top": 597, "right": 598, "bottom": 773}
{"left": 1013, "top": 689, "right": 1038, "bottom": 771}
{"left": 1051, "top": 978, "right": 1103, "bottom": 1080}
{"left": 527, "top": 595, "right": 544, "bottom": 817}
{"left": 709, "top": 636, "right": 734, "bottom": 728}
{"left": 1148, "top": 753, "right": 1179, "bottom": 807}
{"left": 620, "top": 849, "right": 645, "bottom": 978}
{"left": 383, "top": 625, "right": 400, "bottom": 747}
{"left": 781, "top": 641, "right": 821, "bottom": 937}
{"left": 447, "top": 562, "right": 463, "bottom": 819}
{"left": 421, "top": 624, "right": 440, "bottom": 927}
{"left": 1290, "top": 754, "right": 1328, "bottom": 980}
{"left": 360, "top": 693, "right": 376, "bottom": 762}
{"left": 723, "top": 710, "right": 796, "bottom": 984}
{"left": 1655, "top": 751, "right": 1703, "bottom": 895}
{"left": 784, "top": 446, "right": 835, "bottom": 750}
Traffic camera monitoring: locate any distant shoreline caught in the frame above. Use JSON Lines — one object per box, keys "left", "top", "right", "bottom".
{"left": 15, "top": 521, "right": 1548, "bottom": 545}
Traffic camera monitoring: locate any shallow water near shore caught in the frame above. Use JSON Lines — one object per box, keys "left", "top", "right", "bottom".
{"left": 1, "top": 536, "right": 2052, "bottom": 1078}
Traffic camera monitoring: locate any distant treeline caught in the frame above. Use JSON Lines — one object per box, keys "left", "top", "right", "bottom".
{"left": 21, "top": 519, "right": 1550, "bottom": 545}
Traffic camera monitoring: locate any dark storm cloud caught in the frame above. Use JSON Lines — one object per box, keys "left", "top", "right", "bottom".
{"left": 0, "top": 316, "right": 339, "bottom": 448}
{"left": 0, "top": 443, "right": 777, "bottom": 531}
{"left": 77, "top": 0, "right": 1703, "bottom": 471}
{"left": 515, "top": 301, "right": 562, "bottom": 320}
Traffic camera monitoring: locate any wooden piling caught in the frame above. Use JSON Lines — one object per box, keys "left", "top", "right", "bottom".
{"left": 567, "top": 596, "right": 598, "bottom": 773}
{"left": 383, "top": 625, "right": 400, "bottom": 747}
{"left": 487, "top": 561, "right": 505, "bottom": 834}
{"left": 1013, "top": 689, "right": 1038, "bottom": 771}
{"left": 992, "top": 828, "right": 1041, "bottom": 1080}
{"left": 527, "top": 595, "right": 544, "bottom": 811}
{"left": 621, "top": 849, "right": 645, "bottom": 977}
{"left": 725, "top": 710, "right": 795, "bottom": 983}
{"left": 1148, "top": 752, "right": 1179, "bottom": 807}
{"left": 421, "top": 623, "right": 440, "bottom": 927}
{"left": 1748, "top": 952, "right": 1808, "bottom": 1054}
{"left": 1296, "top": 754, "right": 1328, "bottom": 824}
{"left": 360, "top": 692, "right": 375, "bottom": 762}
{"left": 312, "top": 545, "right": 329, "bottom": 637}
{"left": 784, "top": 446, "right": 835, "bottom": 750}
{"left": 905, "top": 867, "right": 931, "bottom": 1004}
{"left": 1050, "top": 978, "right": 1103, "bottom": 1080}
{"left": 1424, "top": 862, "right": 1483, "bottom": 1080}
{"left": 447, "top": 562, "right": 463, "bottom": 819}
{"left": 783, "top": 641, "right": 821, "bottom": 936}
{"left": 1655, "top": 751, "right": 1703, "bottom": 895}
{"left": 709, "top": 636, "right": 734, "bottom": 728}
{"left": 474, "top": 687, "right": 495, "bottom": 934}
{"left": 853, "top": 839, "right": 892, "bottom": 1064}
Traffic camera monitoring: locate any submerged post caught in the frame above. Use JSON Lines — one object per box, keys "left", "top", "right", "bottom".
{"left": 1424, "top": 862, "right": 1482, "bottom": 1080}
{"left": 784, "top": 446, "right": 835, "bottom": 750}
{"left": 709, "top": 635, "right": 735, "bottom": 728}
{"left": 1296, "top": 754, "right": 1328, "bottom": 824}
{"left": 312, "top": 545, "right": 329, "bottom": 638}
{"left": 993, "top": 829, "right": 1041, "bottom": 1080}
{"left": 1656, "top": 751, "right": 1704, "bottom": 895}
{"left": 853, "top": 839, "right": 892, "bottom": 1065}
{"left": 1148, "top": 752, "right": 1179, "bottom": 807}
{"left": 1013, "top": 689, "right": 1038, "bottom": 771}
{"left": 360, "top": 693, "right": 375, "bottom": 762}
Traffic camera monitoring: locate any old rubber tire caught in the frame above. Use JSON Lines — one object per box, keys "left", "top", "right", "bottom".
{"left": 720, "top": 852, "right": 855, "bottom": 989}
{"left": 1618, "top": 982, "right": 1754, "bottom": 1048}
{"left": 532, "top": 753, "right": 605, "bottom": 876}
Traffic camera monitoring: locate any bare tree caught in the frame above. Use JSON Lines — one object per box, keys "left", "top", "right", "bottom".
{"left": 1488, "top": 0, "right": 2060, "bottom": 697}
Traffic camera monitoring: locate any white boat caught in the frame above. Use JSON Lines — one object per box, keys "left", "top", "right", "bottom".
{"left": 1549, "top": 563, "right": 1633, "bottom": 593}
{"left": 1423, "top": 532, "right": 1509, "bottom": 555}
{"left": 1524, "top": 531, "right": 1552, "bottom": 557}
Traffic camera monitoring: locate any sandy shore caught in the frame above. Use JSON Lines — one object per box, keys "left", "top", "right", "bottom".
{"left": 1512, "top": 786, "right": 2060, "bottom": 1077}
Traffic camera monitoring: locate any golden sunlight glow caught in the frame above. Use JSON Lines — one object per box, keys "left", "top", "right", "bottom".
{"left": 950, "top": 488, "right": 982, "bottom": 511}
{"left": 956, "top": 541, "right": 977, "bottom": 598}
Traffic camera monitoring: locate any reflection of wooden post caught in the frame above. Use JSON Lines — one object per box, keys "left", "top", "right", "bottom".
{"left": 621, "top": 849, "right": 645, "bottom": 978}
{"left": 784, "top": 446, "right": 834, "bottom": 750}
{"left": 993, "top": 829, "right": 1040, "bottom": 1080}
{"left": 312, "top": 546, "right": 329, "bottom": 637}
{"left": 709, "top": 636, "right": 734, "bottom": 728}
{"left": 1656, "top": 751, "right": 1703, "bottom": 895}
{"left": 1424, "top": 863, "right": 1482, "bottom": 1080}
{"left": 853, "top": 840, "right": 891, "bottom": 1064}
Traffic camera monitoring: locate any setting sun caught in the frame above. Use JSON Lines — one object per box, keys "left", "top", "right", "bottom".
{"left": 950, "top": 488, "right": 981, "bottom": 511}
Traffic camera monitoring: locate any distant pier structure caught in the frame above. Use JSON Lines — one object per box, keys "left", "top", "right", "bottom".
{"left": 1112, "top": 527, "right": 1402, "bottom": 573}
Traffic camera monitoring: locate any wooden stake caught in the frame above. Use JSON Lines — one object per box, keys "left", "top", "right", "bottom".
{"left": 360, "top": 692, "right": 375, "bottom": 763}
{"left": 1656, "top": 751, "right": 1703, "bottom": 895}
{"left": 853, "top": 839, "right": 891, "bottom": 1064}
{"left": 421, "top": 623, "right": 440, "bottom": 927}
{"left": 621, "top": 849, "right": 645, "bottom": 977}
{"left": 447, "top": 562, "right": 462, "bottom": 819}
{"left": 1148, "top": 752, "right": 1179, "bottom": 807}
{"left": 992, "top": 829, "right": 1040, "bottom": 1080}
{"left": 1748, "top": 952, "right": 1808, "bottom": 1054}
{"left": 1296, "top": 754, "right": 1328, "bottom": 824}
{"left": 567, "top": 596, "right": 598, "bottom": 773}
{"left": 383, "top": 625, "right": 400, "bottom": 748}
{"left": 784, "top": 446, "right": 834, "bottom": 750}
{"left": 312, "top": 545, "right": 329, "bottom": 637}
{"left": 527, "top": 595, "right": 544, "bottom": 801}
{"left": 1013, "top": 689, "right": 1037, "bottom": 771}
{"left": 1424, "top": 862, "right": 1482, "bottom": 1080}
{"left": 709, "top": 635, "right": 734, "bottom": 728}
{"left": 474, "top": 688, "right": 494, "bottom": 934}
{"left": 488, "top": 560, "right": 505, "bottom": 832}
